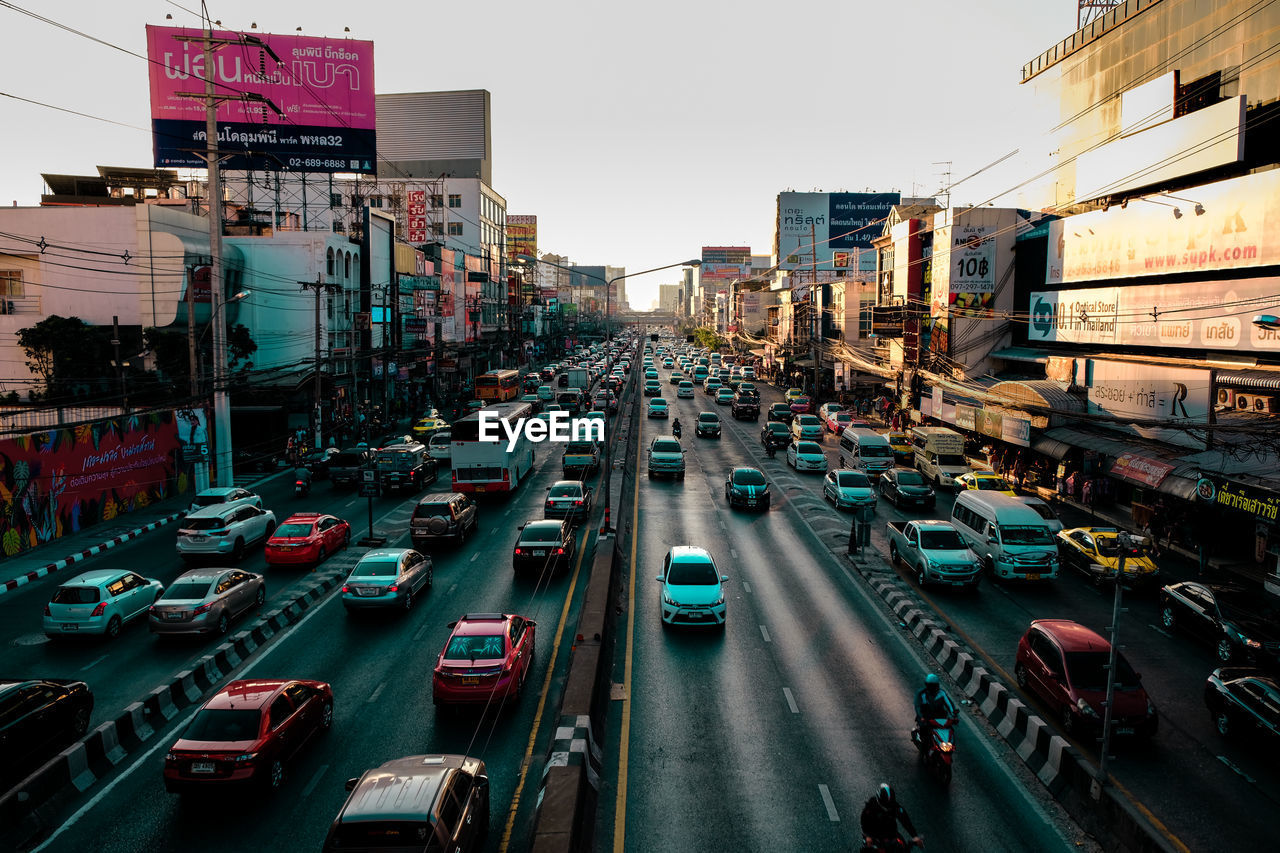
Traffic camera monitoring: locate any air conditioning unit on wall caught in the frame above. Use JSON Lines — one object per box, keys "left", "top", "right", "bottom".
{"left": 1236, "top": 393, "right": 1255, "bottom": 411}
{"left": 1254, "top": 395, "right": 1280, "bottom": 413}
{"left": 1216, "top": 388, "right": 1236, "bottom": 408}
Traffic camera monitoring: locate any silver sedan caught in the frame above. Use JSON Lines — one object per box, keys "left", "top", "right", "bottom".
{"left": 148, "top": 568, "right": 266, "bottom": 636}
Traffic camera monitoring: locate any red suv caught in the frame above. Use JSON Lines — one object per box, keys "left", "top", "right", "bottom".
{"left": 264, "top": 513, "right": 351, "bottom": 567}
{"left": 433, "top": 613, "right": 537, "bottom": 708}
{"left": 1015, "top": 619, "right": 1157, "bottom": 740}
{"left": 164, "top": 679, "right": 333, "bottom": 792}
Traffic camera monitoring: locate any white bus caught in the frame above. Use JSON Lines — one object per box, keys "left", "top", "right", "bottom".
{"left": 450, "top": 401, "right": 537, "bottom": 494}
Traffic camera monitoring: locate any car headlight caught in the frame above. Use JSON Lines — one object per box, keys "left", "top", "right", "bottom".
{"left": 1076, "top": 698, "right": 1099, "bottom": 718}
{"left": 233, "top": 752, "right": 258, "bottom": 763}
{"left": 663, "top": 593, "right": 676, "bottom": 606}
{"left": 1147, "top": 699, "right": 1158, "bottom": 717}
{"left": 1244, "top": 637, "right": 1262, "bottom": 649}
{"left": 713, "top": 596, "right": 725, "bottom": 607}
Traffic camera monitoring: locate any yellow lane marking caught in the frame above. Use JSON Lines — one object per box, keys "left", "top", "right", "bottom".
{"left": 613, "top": 413, "right": 643, "bottom": 851}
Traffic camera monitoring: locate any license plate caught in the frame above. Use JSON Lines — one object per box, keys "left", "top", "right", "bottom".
{"left": 61, "top": 624, "right": 79, "bottom": 631}
{"left": 475, "top": 484, "right": 488, "bottom": 492}
{"left": 685, "top": 612, "right": 704, "bottom": 620}
{"left": 165, "top": 612, "right": 184, "bottom": 621}
{"left": 191, "top": 535, "right": 207, "bottom": 542}
{"left": 359, "top": 587, "right": 380, "bottom": 596}
{"left": 1025, "top": 574, "right": 1042, "bottom": 581}
{"left": 461, "top": 677, "right": 480, "bottom": 686}
{"left": 191, "top": 762, "right": 215, "bottom": 774}
{"left": 532, "top": 549, "right": 546, "bottom": 557}
{"left": 1116, "top": 727, "right": 1134, "bottom": 735}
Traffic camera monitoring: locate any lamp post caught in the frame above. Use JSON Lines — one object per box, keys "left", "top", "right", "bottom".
{"left": 518, "top": 255, "right": 700, "bottom": 534}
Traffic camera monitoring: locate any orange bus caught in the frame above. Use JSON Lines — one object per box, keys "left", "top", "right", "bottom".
{"left": 475, "top": 369, "right": 520, "bottom": 402}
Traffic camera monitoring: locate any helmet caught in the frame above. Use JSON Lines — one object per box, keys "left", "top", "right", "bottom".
{"left": 876, "top": 783, "right": 895, "bottom": 809}
{"left": 925, "top": 673, "right": 940, "bottom": 694}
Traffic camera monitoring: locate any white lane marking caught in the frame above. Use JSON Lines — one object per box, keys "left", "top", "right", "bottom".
{"left": 490, "top": 526, "right": 498, "bottom": 534}
{"left": 33, "top": 580, "right": 339, "bottom": 851}
{"left": 80, "top": 654, "right": 108, "bottom": 672}
{"left": 470, "top": 553, "right": 479, "bottom": 562}
{"left": 301, "top": 763, "right": 329, "bottom": 798}
{"left": 760, "top": 625, "right": 771, "bottom": 643}
{"left": 446, "top": 583, "right": 457, "bottom": 595}
{"left": 818, "top": 784, "right": 840, "bottom": 821}
{"left": 367, "top": 682, "right": 386, "bottom": 703}
{"left": 730, "top": 548, "right": 739, "bottom": 559}
{"left": 783, "top": 687, "right": 799, "bottom": 714}
{"left": 505, "top": 508, "right": 512, "bottom": 516}
{"left": 1217, "top": 755, "right": 1257, "bottom": 784}
{"left": 413, "top": 621, "right": 432, "bottom": 642}
{"left": 742, "top": 581, "right": 752, "bottom": 594}
{"left": 1148, "top": 624, "right": 1173, "bottom": 638}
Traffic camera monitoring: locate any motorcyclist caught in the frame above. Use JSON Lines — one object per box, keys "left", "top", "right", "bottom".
{"left": 294, "top": 464, "right": 313, "bottom": 495}
{"left": 672, "top": 418, "right": 683, "bottom": 438}
{"left": 860, "top": 783, "right": 921, "bottom": 848}
{"left": 913, "top": 673, "right": 958, "bottom": 746}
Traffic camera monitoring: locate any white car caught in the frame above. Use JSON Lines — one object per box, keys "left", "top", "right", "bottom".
{"left": 787, "top": 441, "right": 829, "bottom": 473}
{"left": 676, "top": 381, "right": 695, "bottom": 399}
{"left": 427, "top": 430, "right": 452, "bottom": 463}
{"left": 176, "top": 504, "right": 278, "bottom": 561}
{"left": 536, "top": 385, "right": 556, "bottom": 402}
{"left": 656, "top": 546, "right": 727, "bottom": 628}
{"left": 648, "top": 398, "right": 670, "bottom": 419}
{"left": 791, "top": 414, "right": 825, "bottom": 441}
{"left": 44, "top": 569, "right": 164, "bottom": 639}
{"left": 823, "top": 469, "right": 878, "bottom": 510}
{"left": 189, "top": 487, "right": 262, "bottom": 513}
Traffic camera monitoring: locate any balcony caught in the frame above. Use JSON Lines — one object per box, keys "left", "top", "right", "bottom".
{"left": 0, "top": 295, "right": 41, "bottom": 316}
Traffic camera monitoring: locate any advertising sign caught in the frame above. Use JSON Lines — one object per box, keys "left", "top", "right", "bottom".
{"left": 1197, "top": 477, "right": 1280, "bottom": 522}
{"left": 507, "top": 215, "right": 537, "bottom": 265}
{"left": 407, "top": 190, "right": 428, "bottom": 243}
{"left": 954, "top": 404, "right": 977, "bottom": 432}
{"left": 1000, "top": 415, "right": 1031, "bottom": 447}
{"left": 777, "top": 193, "right": 899, "bottom": 271}
{"left": 146, "top": 26, "right": 376, "bottom": 173}
{"left": 700, "top": 247, "right": 751, "bottom": 281}
{"left": 1085, "top": 361, "right": 1211, "bottom": 424}
{"left": 1029, "top": 275, "right": 1280, "bottom": 354}
{"left": 1046, "top": 169, "right": 1280, "bottom": 284}
{"left": 1109, "top": 453, "right": 1175, "bottom": 488}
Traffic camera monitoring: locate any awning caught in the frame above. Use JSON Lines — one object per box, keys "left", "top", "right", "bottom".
{"left": 989, "top": 347, "right": 1051, "bottom": 364}
{"left": 1035, "top": 426, "right": 1200, "bottom": 500}
{"left": 1216, "top": 369, "right": 1280, "bottom": 391}
{"left": 749, "top": 349, "right": 768, "bottom": 357}
{"left": 793, "top": 358, "right": 815, "bottom": 368}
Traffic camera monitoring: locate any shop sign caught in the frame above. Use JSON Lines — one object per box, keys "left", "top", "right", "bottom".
{"left": 940, "top": 402, "right": 956, "bottom": 424}
{"left": 1197, "top": 477, "right": 1280, "bottom": 522}
{"left": 975, "top": 408, "right": 1001, "bottom": 439}
{"left": 954, "top": 404, "right": 976, "bottom": 432}
{"left": 1109, "top": 453, "right": 1175, "bottom": 488}
{"left": 1084, "top": 360, "right": 1211, "bottom": 424}
{"left": 919, "top": 394, "right": 933, "bottom": 418}
{"left": 1001, "top": 415, "right": 1031, "bottom": 447}
{"left": 932, "top": 386, "right": 942, "bottom": 414}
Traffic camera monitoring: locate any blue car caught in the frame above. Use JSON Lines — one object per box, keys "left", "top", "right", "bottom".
{"left": 342, "top": 548, "right": 433, "bottom": 614}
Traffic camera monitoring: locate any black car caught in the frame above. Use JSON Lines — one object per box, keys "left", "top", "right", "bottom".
{"left": 724, "top": 467, "right": 770, "bottom": 510}
{"left": 695, "top": 412, "right": 722, "bottom": 438}
{"left": 760, "top": 421, "right": 791, "bottom": 448}
{"left": 731, "top": 394, "right": 760, "bottom": 421}
{"left": 767, "top": 402, "right": 794, "bottom": 425}
{"left": 1204, "top": 667, "right": 1280, "bottom": 745}
{"left": 0, "top": 678, "right": 94, "bottom": 782}
{"left": 1160, "top": 582, "right": 1280, "bottom": 666}
{"left": 512, "top": 519, "right": 577, "bottom": 574}
{"left": 879, "top": 468, "right": 937, "bottom": 509}
{"left": 299, "top": 446, "right": 342, "bottom": 480}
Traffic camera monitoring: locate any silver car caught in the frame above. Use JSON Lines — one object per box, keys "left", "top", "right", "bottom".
{"left": 342, "top": 549, "right": 433, "bottom": 613}
{"left": 176, "top": 505, "right": 277, "bottom": 562}
{"left": 149, "top": 569, "right": 266, "bottom": 636}
{"left": 43, "top": 570, "right": 165, "bottom": 640}
{"left": 823, "top": 469, "right": 878, "bottom": 509}
{"left": 545, "top": 480, "right": 593, "bottom": 523}
{"left": 189, "top": 487, "right": 262, "bottom": 513}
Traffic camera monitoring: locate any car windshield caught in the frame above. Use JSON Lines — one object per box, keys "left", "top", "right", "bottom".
{"left": 1066, "top": 651, "right": 1138, "bottom": 690}
{"left": 920, "top": 530, "right": 967, "bottom": 550}
{"left": 331, "top": 452, "right": 364, "bottom": 466}
{"left": 667, "top": 559, "right": 720, "bottom": 585}
{"left": 797, "top": 442, "right": 823, "bottom": 454}
{"left": 193, "top": 494, "right": 231, "bottom": 506}
{"left": 413, "top": 503, "right": 452, "bottom": 519}
{"left": 182, "top": 517, "right": 229, "bottom": 531}
{"left": 975, "top": 477, "right": 1010, "bottom": 490}
{"left": 161, "top": 581, "right": 213, "bottom": 601}
{"left": 1023, "top": 502, "right": 1057, "bottom": 521}
{"left": 895, "top": 470, "right": 925, "bottom": 486}
{"left": 429, "top": 432, "right": 451, "bottom": 446}
{"left": 861, "top": 444, "right": 892, "bottom": 457}
{"left": 799, "top": 416, "right": 820, "bottom": 425}
{"left": 52, "top": 586, "right": 100, "bottom": 604}
{"left": 837, "top": 473, "right": 870, "bottom": 488}
{"left": 652, "top": 440, "right": 681, "bottom": 453}
{"left": 549, "top": 484, "right": 580, "bottom": 497}
{"left": 523, "top": 524, "right": 564, "bottom": 543}
{"left": 794, "top": 397, "right": 810, "bottom": 405}
{"left": 651, "top": 399, "right": 667, "bottom": 406}
{"left": 183, "top": 708, "right": 260, "bottom": 741}
{"left": 353, "top": 559, "right": 399, "bottom": 577}
{"left": 273, "top": 522, "right": 314, "bottom": 538}
{"left": 699, "top": 414, "right": 718, "bottom": 423}
{"left": 999, "top": 525, "right": 1054, "bottom": 545}
{"left": 767, "top": 423, "right": 788, "bottom": 434}
{"left": 835, "top": 413, "right": 853, "bottom": 423}
{"left": 937, "top": 454, "right": 967, "bottom": 467}
{"left": 733, "top": 470, "right": 766, "bottom": 486}
{"left": 445, "top": 634, "right": 506, "bottom": 659}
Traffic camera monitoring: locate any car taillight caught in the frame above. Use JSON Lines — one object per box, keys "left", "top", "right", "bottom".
{"left": 387, "top": 584, "right": 399, "bottom": 592}
{"left": 574, "top": 499, "right": 584, "bottom": 506}
{"left": 556, "top": 547, "right": 565, "bottom": 555}
{"left": 194, "top": 603, "right": 213, "bottom": 615}
{"left": 341, "top": 585, "right": 350, "bottom": 593}
{"left": 514, "top": 548, "right": 523, "bottom": 556}
{"left": 44, "top": 604, "right": 51, "bottom": 616}
{"left": 91, "top": 602, "right": 106, "bottom": 617}
{"left": 546, "top": 500, "right": 554, "bottom": 508}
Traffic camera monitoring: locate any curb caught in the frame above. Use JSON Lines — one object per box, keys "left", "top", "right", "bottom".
{"left": 0, "top": 570, "right": 343, "bottom": 852}
{"left": 0, "top": 511, "right": 185, "bottom": 598}
{"left": 861, "top": 569, "right": 1179, "bottom": 853}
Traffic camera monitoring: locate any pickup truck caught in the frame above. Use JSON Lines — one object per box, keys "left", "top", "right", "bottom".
{"left": 562, "top": 440, "right": 600, "bottom": 478}
{"left": 886, "top": 519, "right": 982, "bottom": 590}
{"left": 375, "top": 440, "right": 438, "bottom": 494}
{"left": 327, "top": 448, "right": 370, "bottom": 487}
{"left": 731, "top": 394, "right": 760, "bottom": 421}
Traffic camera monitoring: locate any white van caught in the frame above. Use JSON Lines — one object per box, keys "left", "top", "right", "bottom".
{"left": 911, "top": 426, "right": 969, "bottom": 488}
{"left": 950, "top": 491, "right": 1060, "bottom": 581}
{"left": 837, "top": 427, "right": 895, "bottom": 474}
{"left": 1015, "top": 495, "right": 1064, "bottom": 534}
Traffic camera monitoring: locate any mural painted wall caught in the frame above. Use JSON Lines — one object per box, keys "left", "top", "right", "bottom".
{"left": 0, "top": 411, "right": 188, "bottom": 558}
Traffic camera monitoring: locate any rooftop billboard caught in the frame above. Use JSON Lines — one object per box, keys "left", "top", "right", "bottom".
{"left": 776, "top": 192, "right": 899, "bottom": 272}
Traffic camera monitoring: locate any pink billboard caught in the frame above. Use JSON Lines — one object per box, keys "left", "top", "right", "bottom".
{"left": 146, "top": 25, "right": 376, "bottom": 173}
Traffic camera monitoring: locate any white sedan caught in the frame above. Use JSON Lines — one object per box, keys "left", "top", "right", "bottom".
{"left": 648, "top": 398, "right": 670, "bottom": 419}
{"left": 791, "top": 414, "right": 825, "bottom": 441}
{"left": 44, "top": 569, "right": 165, "bottom": 639}
{"left": 787, "top": 441, "right": 829, "bottom": 473}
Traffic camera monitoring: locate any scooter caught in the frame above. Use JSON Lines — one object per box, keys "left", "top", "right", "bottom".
{"left": 672, "top": 422, "right": 683, "bottom": 439}
{"left": 294, "top": 472, "right": 312, "bottom": 498}
{"left": 914, "top": 717, "right": 956, "bottom": 785}
{"left": 860, "top": 836, "right": 923, "bottom": 853}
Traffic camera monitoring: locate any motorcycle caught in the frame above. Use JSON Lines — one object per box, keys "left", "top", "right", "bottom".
{"left": 672, "top": 422, "right": 683, "bottom": 439}
{"left": 765, "top": 443, "right": 777, "bottom": 458}
{"left": 294, "top": 472, "right": 312, "bottom": 498}
{"left": 860, "top": 837, "right": 923, "bottom": 853}
{"left": 914, "top": 717, "right": 956, "bottom": 784}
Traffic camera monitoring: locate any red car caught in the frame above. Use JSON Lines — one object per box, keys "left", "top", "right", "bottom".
{"left": 433, "top": 613, "right": 537, "bottom": 708}
{"left": 164, "top": 679, "right": 333, "bottom": 792}
{"left": 264, "top": 513, "right": 350, "bottom": 567}
{"left": 789, "top": 396, "right": 814, "bottom": 415}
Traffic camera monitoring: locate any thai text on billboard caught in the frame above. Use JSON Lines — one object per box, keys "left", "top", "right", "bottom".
{"left": 777, "top": 192, "right": 899, "bottom": 271}
{"left": 146, "top": 26, "right": 376, "bottom": 173}
{"left": 507, "top": 216, "right": 537, "bottom": 266}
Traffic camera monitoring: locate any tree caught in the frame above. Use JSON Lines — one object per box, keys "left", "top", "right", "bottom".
{"left": 16, "top": 316, "right": 115, "bottom": 399}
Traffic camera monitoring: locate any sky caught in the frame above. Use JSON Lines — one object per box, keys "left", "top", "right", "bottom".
{"left": 0, "top": 0, "right": 1078, "bottom": 310}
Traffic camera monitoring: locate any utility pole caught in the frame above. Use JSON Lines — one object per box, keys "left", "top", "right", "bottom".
{"left": 1094, "top": 531, "right": 1138, "bottom": 799}
{"left": 809, "top": 223, "right": 820, "bottom": 398}
{"left": 111, "top": 315, "right": 127, "bottom": 413}
{"left": 187, "top": 266, "right": 199, "bottom": 397}
{"left": 301, "top": 274, "right": 342, "bottom": 449}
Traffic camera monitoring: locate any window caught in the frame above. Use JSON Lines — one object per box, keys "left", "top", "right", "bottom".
{"left": 448, "top": 223, "right": 463, "bottom": 236}
{"left": 332, "top": 221, "right": 345, "bottom": 234}
{"left": 268, "top": 696, "right": 293, "bottom": 729}
{"left": 430, "top": 194, "right": 443, "bottom": 208}
{"left": 448, "top": 194, "right": 462, "bottom": 208}
{"left": 326, "top": 249, "right": 335, "bottom": 276}
{"left": 329, "top": 193, "right": 343, "bottom": 208}
{"left": 345, "top": 252, "right": 352, "bottom": 279}
{"left": 0, "top": 270, "right": 24, "bottom": 297}
{"left": 368, "top": 196, "right": 383, "bottom": 208}
{"left": 430, "top": 224, "right": 444, "bottom": 236}
{"left": 283, "top": 684, "right": 311, "bottom": 706}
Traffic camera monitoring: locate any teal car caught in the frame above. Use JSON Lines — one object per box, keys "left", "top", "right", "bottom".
{"left": 342, "top": 548, "right": 433, "bottom": 614}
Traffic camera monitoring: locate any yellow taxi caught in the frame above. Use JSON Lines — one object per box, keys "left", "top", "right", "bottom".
{"left": 412, "top": 412, "right": 449, "bottom": 437}
{"left": 887, "top": 431, "right": 913, "bottom": 464}
{"left": 955, "top": 471, "right": 1017, "bottom": 496}
{"left": 1056, "top": 527, "right": 1161, "bottom": 586}
{"left": 784, "top": 388, "right": 805, "bottom": 403}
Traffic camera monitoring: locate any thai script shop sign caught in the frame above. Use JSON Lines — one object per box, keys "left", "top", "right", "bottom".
{"left": 1197, "top": 477, "right": 1280, "bottom": 522}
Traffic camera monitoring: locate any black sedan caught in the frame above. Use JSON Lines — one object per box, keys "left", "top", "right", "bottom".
{"left": 300, "top": 446, "right": 342, "bottom": 480}
{"left": 760, "top": 421, "right": 792, "bottom": 449}
{"left": 724, "top": 467, "right": 770, "bottom": 510}
{"left": 0, "top": 678, "right": 94, "bottom": 783}
{"left": 767, "top": 403, "right": 794, "bottom": 425}
{"left": 1204, "top": 667, "right": 1280, "bottom": 745}
{"left": 695, "top": 412, "right": 722, "bottom": 438}
{"left": 878, "top": 468, "right": 936, "bottom": 509}
{"left": 1160, "top": 582, "right": 1280, "bottom": 666}
{"left": 512, "top": 519, "right": 577, "bottom": 575}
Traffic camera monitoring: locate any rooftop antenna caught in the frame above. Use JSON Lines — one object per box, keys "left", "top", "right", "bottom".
{"left": 1078, "top": 0, "right": 1123, "bottom": 29}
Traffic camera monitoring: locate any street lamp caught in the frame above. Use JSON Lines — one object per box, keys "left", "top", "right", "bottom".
{"left": 518, "top": 255, "right": 700, "bottom": 534}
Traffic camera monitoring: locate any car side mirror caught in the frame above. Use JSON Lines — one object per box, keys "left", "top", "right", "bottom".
{"left": 721, "top": 575, "right": 729, "bottom": 583}
{"left": 987, "top": 534, "right": 998, "bottom": 544}
{"left": 447, "top": 620, "right": 458, "bottom": 629}
{"left": 655, "top": 575, "right": 665, "bottom": 582}
{"left": 345, "top": 777, "right": 360, "bottom": 792}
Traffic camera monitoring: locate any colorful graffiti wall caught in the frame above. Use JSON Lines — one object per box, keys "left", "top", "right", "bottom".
{"left": 0, "top": 411, "right": 188, "bottom": 558}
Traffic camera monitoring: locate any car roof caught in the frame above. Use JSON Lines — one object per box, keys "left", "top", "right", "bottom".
{"left": 196, "top": 487, "right": 242, "bottom": 497}
{"left": 359, "top": 548, "right": 412, "bottom": 561}
{"left": 207, "top": 679, "right": 288, "bottom": 710}
{"left": 419, "top": 492, "right": 460, "bottom": 504}
{"left": 172, "top": 568, "right": 231, "bottom": 582}
{"left": 341, "top": 756, "right": 476, "bottom": 821}
{"left": 62, "top": 569, "right": 131, "bottom": 587}
{"left": 282, "top": 512, "right": 324, "bottom": 523}
{"left": 185, "top": 505, "right": 243, "bottom": 519}
{"left": 668, "top": 545, "right": 713, "bottom": 562}
{"left": 1030, "top": 619, "right": 1110, "bottom": 651}
{"left": 523, "top": 519, "right": 565, "bottom": 531}
{"left": 550, "top": 480, "right": 585, "bottom": 488}
{"left": 453, "top": 613, "right": 513, "bottom": 634}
